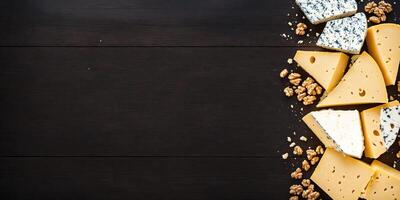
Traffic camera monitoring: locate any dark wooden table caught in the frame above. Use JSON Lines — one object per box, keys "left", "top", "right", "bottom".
{"left": 0, "top": 1, "right": 399, "bottom": 199}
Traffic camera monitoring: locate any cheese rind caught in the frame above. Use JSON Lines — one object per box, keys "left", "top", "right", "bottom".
{"left": 303, "top": 110, "right": 364, "bottom": 158}
{"left": 317, "top": 13, "right": 367, "bottom": 54}
{"left": 294, "top": 51, "right": 349, "bottom": 92}
{"left": 311, "top": 148, "right": 374, "bottom": 200}
{"left": 366, "top": 23, "right": 400, "bottom": 85}
{"left": 317, "top": 51, "right": 388, "bottom": 108}
{"left": 364, "top": 160, "right": 400, "bottom": 200}
{"left": 380, "top": 105, "right": 400, "bottom": 148}
{"left": 360, "top": 101, "right": 399, "bottom": 158}
{"left": 295, "top": 0, "right": 357, "bottom": 25}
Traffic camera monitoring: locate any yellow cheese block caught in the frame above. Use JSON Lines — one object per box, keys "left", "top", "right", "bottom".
{"left": 366, "top": 23, "right": 400, "bottom": 86}
{"left": 311, "top": 148, "right": 374, "bottom": 200}
{"left": 294, "top": 51, "right": 349, "bottom": 92}
{"left": 360, "top": 101, "right": 400, "bottom": 159}
{"left": 364, "top": 160, "right": 400, "bottom": 200}
{"left": 317, "top": 51, "right": 388, "bottom": 108}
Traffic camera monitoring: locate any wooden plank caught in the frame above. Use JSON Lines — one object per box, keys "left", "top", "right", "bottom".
{"left": 1, "top": 1, "right": 397, "bottom": 47}
{"left": 0, "top": 157, "right": 330, "bottom": 200}
{"left": 0, "top": 46, "right": 321, "bottom": 156}
{"left": 0, "top": 0, "right": 320, "bottom": 46}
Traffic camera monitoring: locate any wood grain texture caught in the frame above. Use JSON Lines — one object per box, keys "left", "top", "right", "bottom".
{"left": 1, "top": 0, "right": 397, "bottom": 47}
{"left": 0, "top": 0, "right": 324, "bottom": 46}
{"left": 0, "top": 157, "right": 312, "bottom": 200}
{"left": 0, "top": 46, "right": 307, "bottom": 156}
{"left": 1, "top": 0, "right": 400, "bottom": 199}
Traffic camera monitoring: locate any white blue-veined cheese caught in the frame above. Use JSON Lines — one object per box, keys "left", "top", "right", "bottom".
{"left": 295, "top": 0, "right": 357, "bottom": 24}
{"left": 317, "top": 13, "right": 367, "bottom": 54}
{"left": 380, "top": 105, "right": 400, "bottom": 149}
{"left": 310, "top": 110, "right": 364, "bottom": 158}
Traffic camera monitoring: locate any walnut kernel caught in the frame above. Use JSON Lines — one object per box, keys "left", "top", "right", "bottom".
{"left": 295, "top": 23, "right": 307, "bottom": 36}
{"left": 284, "top": 87, "right": 294, "bottom": 97}
{"left": 302, "top": 160, "right": 310, "bottom": 171}
{"left": 301, "top": 179, "right": 311, "bottom": 187}
{"left": 315, "top": 145, "right": 324, "bottom": 155}
{"left": 289, "top": 184, "right": 303, "bottom": 195}
{"left": 291, "top": 168, "right": 303, "bottom": 179}
{"left": 280, "top": 69, "right": 289, "bottom": 78}
{"left": 293, "top": 145, "right": 303, "bottom": 155}
{"left": 310, "top": 156, "right": 320, "bottom": 165}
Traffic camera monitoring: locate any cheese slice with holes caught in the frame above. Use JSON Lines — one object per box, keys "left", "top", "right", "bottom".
{"left": 360, "top": 101, "right": 399, "bottom": 159}
{"left": 366, "top": 23, "right": 400, "bottom": 86}
{"left": 294, "top": 51, "right": 349, "bottom": 92}
{"left": 317, "top": 51, "right": 388, "bottom": 108}
{"left": 311, "top": 148, "right": 374, "bottom": 200}
{"left": 303, "top": 109, "right": 364, "bottom": 158}
{"left": 364, "top": 160, "right": 400, "bottom": 200}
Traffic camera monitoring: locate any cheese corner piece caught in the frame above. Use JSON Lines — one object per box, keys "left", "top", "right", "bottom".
{"left": 367, "top": 23, "right": 400, "bottom": 86}
{"left": 317, "top": 51, "right": 388, "bottom": 108}
{"left": 294, "top": 51, "right": 349, "bottom": 92}
{"left": 364, "top": 160, "right": 400, "bottom": 200}
{"left": 360, "top": 101, "right": 399, "bottom": 159}
{"left": 295, "top": 0, "right": 357, "bottom": 25}
{"left": 317, "top": 13, "right": 367, "bottom": 54}
{"left": 302, "top": 110, "right": 364, "bottom": 158}
{"left": 311, "top": 148, "right": 374, "bottom": 200}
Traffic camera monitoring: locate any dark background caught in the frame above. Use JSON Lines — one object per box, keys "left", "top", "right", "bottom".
{"left": 0, "top": 0, "right": 399, "bottom": 199}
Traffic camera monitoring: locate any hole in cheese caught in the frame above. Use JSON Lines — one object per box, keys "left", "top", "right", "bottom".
{"left": 309, "top": 56, "right": 316, "bottom": 64}
{"left": 359, "top": 89, "right": 366, "bottom": 97}
{"left": 373, "top": 130, "right": 380, "bottom": 136}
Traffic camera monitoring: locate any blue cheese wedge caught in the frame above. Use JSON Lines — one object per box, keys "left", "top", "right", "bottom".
{"left": 380, "top": 105, "right": 400, "bottom": 149}
{"left": 295, "top": 0, "right": 357, "bottom": 24}
{"left": 302, "top": 110, "right": 364, "bottom": 158}
{"left": 317, "top": 13, "right": 367, "bottom": 54}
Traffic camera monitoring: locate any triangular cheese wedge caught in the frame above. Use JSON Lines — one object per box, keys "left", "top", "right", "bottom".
{"left": 317, "top": 51, "right": 388, "bottom": 108}
{"left": 360, "top": 101, "right": 399, "bottom": 159}
{"left": 366, "top": 23, "right": 400, "bottom": 86}
{"left": 294, "top": 51, "right": 349, "bottom": 92}
{"left": 364, "top": 160, "right": 400, "bottom": 200}
{"left": 303, "top": 110, "right": 364, "bottom": 158}
{"left": 380, "top": 105, "right": 400, "bottom": 149}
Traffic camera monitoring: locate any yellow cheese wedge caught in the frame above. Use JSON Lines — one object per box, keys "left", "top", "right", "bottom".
{"left": 364, "top": 160, "right": 400, "bottom": 200}
{"left": 311, "top": 148, "right": 374, "bottom": 200}
{"left": 360, "top": 100, "right": 400, "bottom": 159}
{"left": 317, "top": 51, "right": 388, "bottom": 108}
{"left": 294, "top": 51, "right": 349, "bottom": 92}
{"left": 366, "top": 23, "right": 400, "bottom": 86}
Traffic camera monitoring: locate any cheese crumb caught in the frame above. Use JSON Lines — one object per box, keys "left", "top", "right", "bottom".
{"left": 289, "top": 142, "right": 296, "bottom": 148}
{"left": 282, "top": 153, "right": 289, "bottom": 159}
{"left": 287, "top": 136, "right": 292, "bottom": 142}
{"left": 287, "top": 58, "right": 293, "bottom": 64}
{"left": 300, "top": 136, "right": 308, "bottom": 142}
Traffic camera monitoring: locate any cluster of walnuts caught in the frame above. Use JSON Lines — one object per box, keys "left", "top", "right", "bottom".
{"left": 280, "top": 69, "right": 323, "bottom": 105}
{"left": 364, "top": 0, "right": 393, "bottom": 24}
{"left": 287, "top": 145, "right": 324, "bottom": 200}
